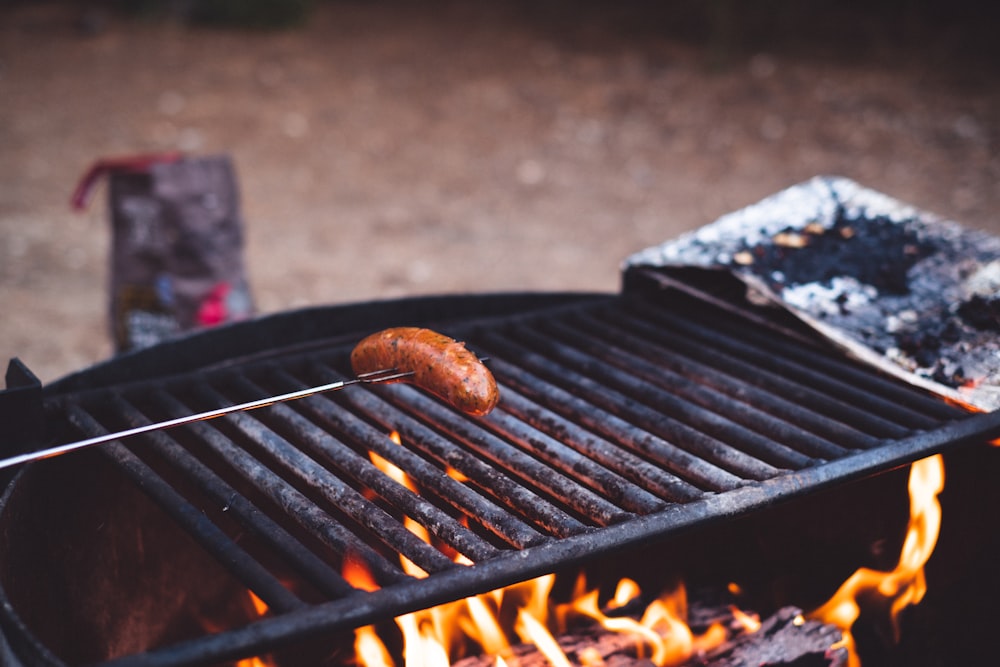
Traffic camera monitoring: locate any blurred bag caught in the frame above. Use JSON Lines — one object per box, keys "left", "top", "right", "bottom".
{"left": 72, "top": 153, "right": 254, "bottom": 353}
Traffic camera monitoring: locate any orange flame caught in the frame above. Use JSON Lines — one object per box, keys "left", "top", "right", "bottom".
{"left": 344, "top": 557, "right": 381, "bottom": 593}
{"left": 351, "top": 429, "right": 752, "bottom": 667}
{"left": 235, "top": 657, "right": 272, "bottom": 667}
{"left": 516, "top": 607, "right": 571, "bottom": 667}
{"left": 234, "top": 592, "right": 275, "bottom": 667}
{"left": 248, "top": 591, "right": 269, "bottom": 617}
{"left": 809, "top": 454, "right": 945, "bottom": 666}
{"left": 608, "top": 578, "right": 641, "bottom": 609}
{"left": 370, "top": 431, "right": 431, "bottom": 578}
{"left": 356, "top": 625, "right": 394, "bottom": 667}
{"left": 636, "top": 584, "right": 727, "bottom": 664}
{"left": 570, "top": 586, "right": 666, "bottom": 663}
{"left": 241, "top": 428, "right": 945, "bottom": 667}
{"left": 352, "top": 572, "right": 740, "bottom": 667}
{"left": 729, "top": 605, "right": 761, "bottom": 634}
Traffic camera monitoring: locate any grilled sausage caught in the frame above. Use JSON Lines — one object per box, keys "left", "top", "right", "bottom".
{"left": 350, "top": 327, "right": 499, "bottom": 416}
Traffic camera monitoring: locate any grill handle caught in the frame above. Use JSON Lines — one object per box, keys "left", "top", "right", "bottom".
{"left": 0, "top": 359, "right": 45, "bottom": 461}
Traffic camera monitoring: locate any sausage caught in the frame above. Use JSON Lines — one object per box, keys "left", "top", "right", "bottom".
{"left": 350, "top": 327, "right": 499, "bottom": 416}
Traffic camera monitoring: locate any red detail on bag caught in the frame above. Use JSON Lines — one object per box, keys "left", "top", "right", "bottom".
{"left": 71, "top": 152, "right": 183, "bottom": 211}
{"left": 196, "top": 282, "right": 231, "bottom": 327}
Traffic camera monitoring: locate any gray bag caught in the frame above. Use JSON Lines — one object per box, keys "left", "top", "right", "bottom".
{"left": 73, "top": 153, "right": 254, "bottom": 352}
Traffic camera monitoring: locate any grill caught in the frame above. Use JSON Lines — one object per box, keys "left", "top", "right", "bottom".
{"left": 3, "top": 266, "right": 999, "bottom": 667}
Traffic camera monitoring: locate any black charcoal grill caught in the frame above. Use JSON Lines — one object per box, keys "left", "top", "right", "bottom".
{"left": 2, "top": 265, "right": 1000, "bottom": 667}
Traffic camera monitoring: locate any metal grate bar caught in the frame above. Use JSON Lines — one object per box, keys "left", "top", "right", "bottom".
{"left": 372, "top": 382, "right": 634, "bottom": 528}
{"left": 109, "top": 394, "right": 355, "bottom": 600}
{"left": 278, "top": 365, "right": 548, "bottom": 551}
{"left": 194, "top": 382, "right": 458, "bottom": 577}
{"left": 491, "top": 383, "right": 704, "bottom": 503}
{"left": 223, "top": 371, "right": 502, "bottom": 564}
{"left": 151, "top": 389, "right": 406, "bottom": 585}
{"left": 477, "top": 352, "right": 743, "bottom": 492}
{"left": 621, "top": 296, "right": 950, "bottom": 430}
{"left": 63, "top": 402, "right": 307, "bottom": 614}
{"left": 479, "top": 332, "right": 782, "bottom": 481}
{"left": 568, "top": 310, "right": 878, "bottom": 453}
{"left": 614, "top": 301, "right": 922, "bottom": 437}
{"left": 480, "top": 407, "right": 666, "bottom": 514}
{"left": 508, "top": 322, "right": 818, "bottom": 470}
{"left": 274, "top": 360, "right": 662, "bottom": 520}
{"left": 313, "top": 362, "right": 581, "bottom": 542}
{"left": 539, "top": 315, "right": 854, "bottom": 460}
{"left": 660, "top": 283, "right": 967, "bottom": 422}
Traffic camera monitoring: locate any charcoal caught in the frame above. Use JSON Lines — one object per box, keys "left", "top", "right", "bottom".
{"left": 627, "top": 176, "right": 1000, "bottom": 410}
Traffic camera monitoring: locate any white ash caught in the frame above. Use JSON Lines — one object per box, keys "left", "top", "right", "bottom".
{"left": 626, "top": 176, "right": 1000, "bottom": 411}
{"left": 624, "top": 175, "right": 923, "bottom": 270}
{"left": 782, "top": 277, "right": 878, "bottom": 318}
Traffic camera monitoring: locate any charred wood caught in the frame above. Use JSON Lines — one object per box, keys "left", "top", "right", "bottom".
{"left": 696, "top": 607, "right": 847, "bottom": 667}
{"left": 452, "top": 605, "right": 846, "bottom": 667}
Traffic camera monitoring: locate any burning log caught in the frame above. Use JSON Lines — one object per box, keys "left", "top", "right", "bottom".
{"left": 697, "top": 607, "right": 846, "bottom": 667}
{"left": 451, "top": 603, "right": 847, "bottom": 667}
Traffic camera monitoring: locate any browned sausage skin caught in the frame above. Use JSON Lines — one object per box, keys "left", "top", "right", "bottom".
{"left": 350, "top": 327, "right": 500, "bottom": 416}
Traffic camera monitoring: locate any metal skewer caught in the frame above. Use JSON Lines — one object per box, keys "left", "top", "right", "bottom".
{"left": 0, "top": 367, "right": 414, "bottom": 471}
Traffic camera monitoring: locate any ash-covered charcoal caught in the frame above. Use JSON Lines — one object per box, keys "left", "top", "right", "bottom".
{"left": 895, "top": 330, "right": 941, "bottom": 369}
{"left": 625, "top": 176, "right": 1000, "bottom": 411}
{"left": 957, "top": 294, "right": 1000, "bottom": 332}
{"left": 731, "top": 212, "right": 939, "bottom": 295}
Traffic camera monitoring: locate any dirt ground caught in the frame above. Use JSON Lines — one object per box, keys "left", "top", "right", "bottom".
{"left": 2, "top": 1, "right": 999, "bottom": 384}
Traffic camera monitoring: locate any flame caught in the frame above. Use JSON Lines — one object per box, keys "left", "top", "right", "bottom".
{"left": 370, "top": 432, "right": 431, "bottom": 578}
{"left": 234, "top": 592, "right": 275, "bottom": 667}
{"left": 570, "top": 586, "right": 667, "bottom": 663}
{"left": 356, "top": 625, "right": 394, "bottom": 667}
{"left": 516, "top": 608, "right": 571, "bottom": 667}
{"left": 460, "top": 591, "right": 509, "bottom": 656}
{"left": 344, "top": 557, "right": 381, "bottom": 593}
{"left": 370, "top": 450, "right": 412, "bottom": 493}
{"left": 351, "top": 430, "right": 750, "bottom": 667}
{"left": 239, "top": 427, "right": 946, "bottom": 667}
{"left": 637, "top": 584, "right": 726, "bottom": 664}
{"left": 729, "top": 606, "right": 761, "bottom": 634}
{"left": 577, "top": 646, "right": 605, "bottom": 667}
{"left": 550, "top": 578, "right": 729, "bottom": 667}
{"left": 809, "top": 454, "right": 945, "bottom": 666}
{"left": 248, "top": 591, "right": 269, "bottom": 617}
{"left": 397, "top": 611, "right": 454, "bottom": 667}
{"left": 352, "top": 573, "right": 741, "bottom": 667}
{"left": 235, "top": 658, "right": 272, "bottom": 667}
{"left": 608, "top": 578, "right": 641, "bottom": 609}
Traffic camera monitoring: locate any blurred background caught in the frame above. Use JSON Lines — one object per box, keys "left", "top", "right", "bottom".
{"left": 2, "top": 0, "right": 998, "bottom": 383}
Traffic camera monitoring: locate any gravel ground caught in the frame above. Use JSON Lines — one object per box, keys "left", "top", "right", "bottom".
{"left": 2, "top": 1, "right": 998, "bottom": 384}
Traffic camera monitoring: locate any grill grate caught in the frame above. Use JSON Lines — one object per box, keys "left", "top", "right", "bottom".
{"left": 38, "top": 271, "right": 1000, "bottom": 666}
